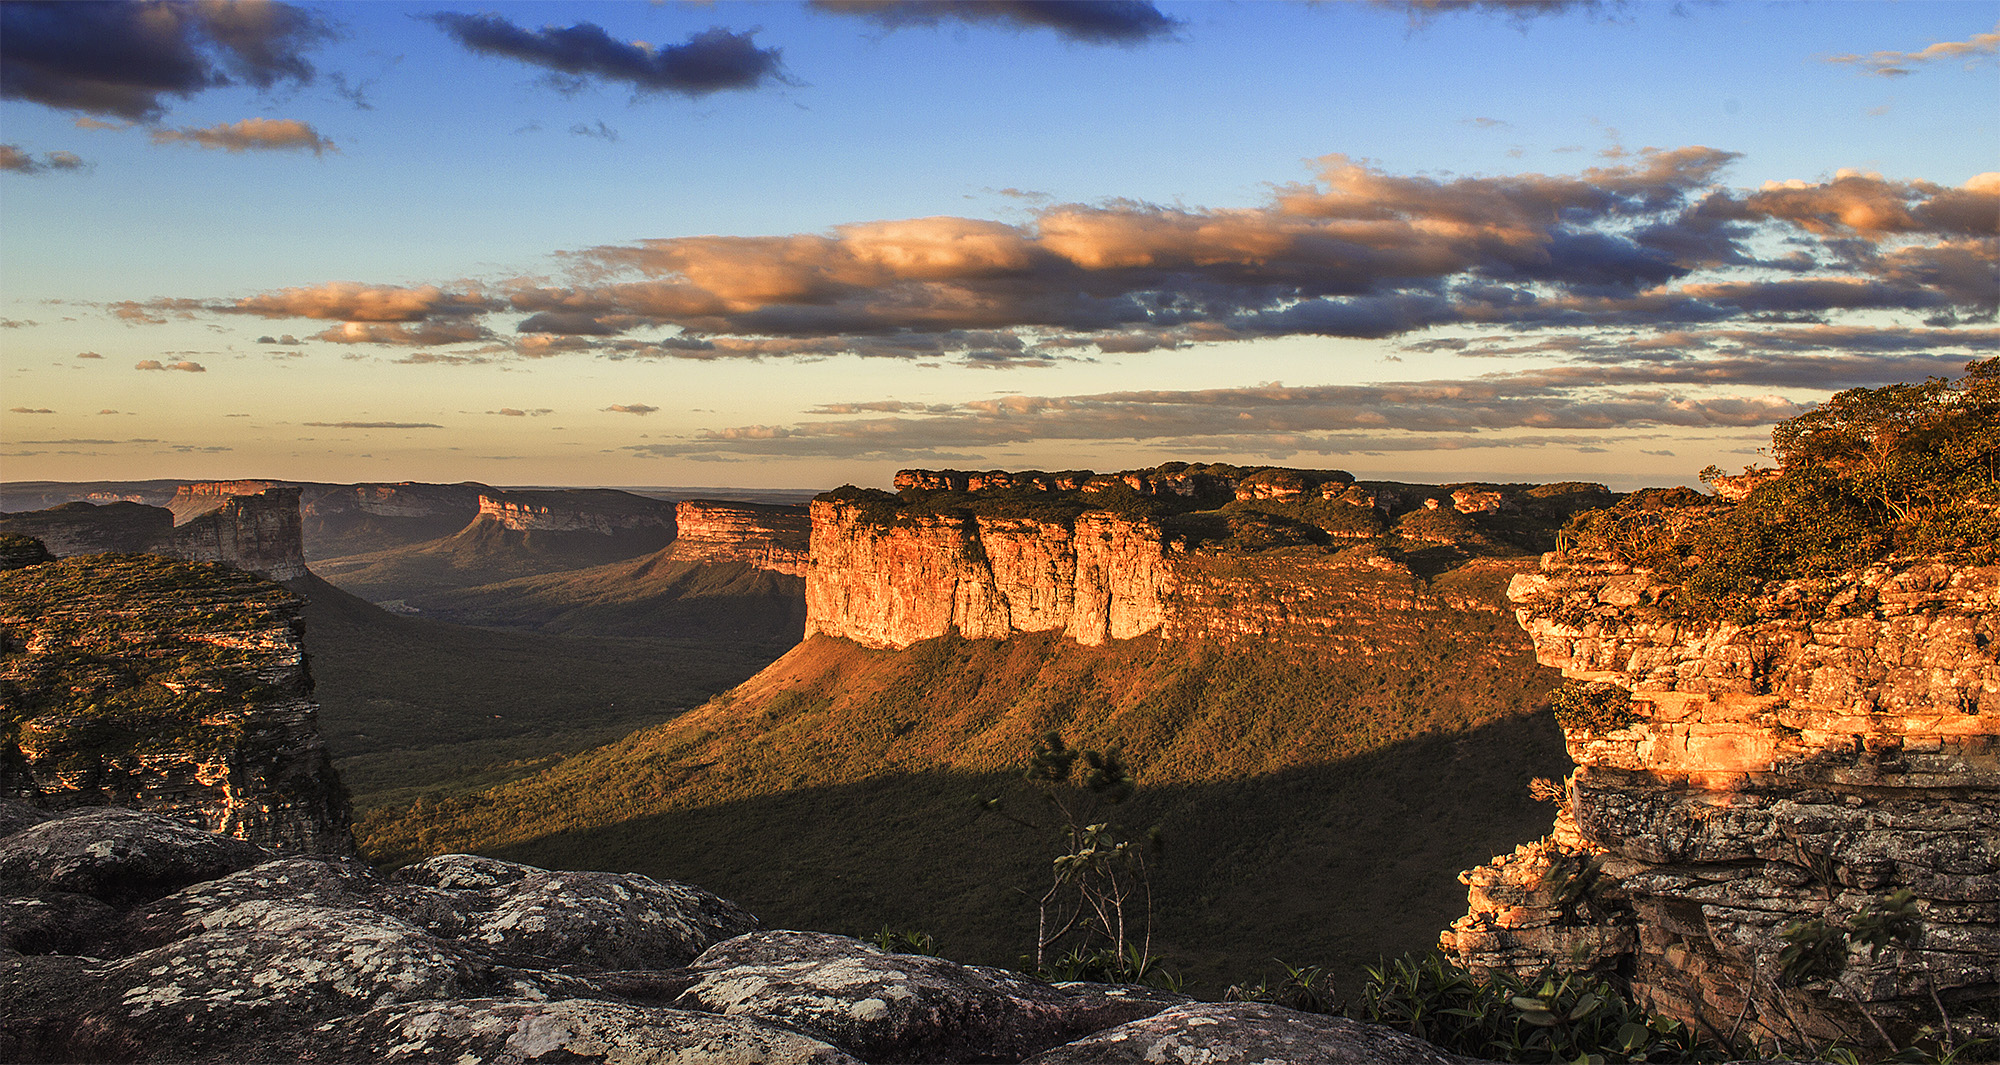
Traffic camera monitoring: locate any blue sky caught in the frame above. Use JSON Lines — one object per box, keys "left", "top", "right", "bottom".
{"left": 2, "top": 0, "right": 1995, "bottom": 489}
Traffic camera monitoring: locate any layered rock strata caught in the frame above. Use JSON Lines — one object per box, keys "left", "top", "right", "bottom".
{"left": 0, "top": 502, "right": 172, "bottom": 557}
{"left": 668, "top": 499, "right": 809, "bottom": 576}
{"left": 0, "top": 803, "right": 1466, "bottom": 1064}
{"left": 1442, "top": 554, "right": 2000, "bottom": 1049}
{"left": 168, "top": 487, "right": 308, "bottom": 582}
{"left": 0, "top": 552, "right": 351, "bottom": 854}
{"left": 476, "top": 488, "right": 677, "bottom": 535}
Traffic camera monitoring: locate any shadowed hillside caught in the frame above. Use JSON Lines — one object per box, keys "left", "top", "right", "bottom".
{"left": 294, "top": 574, "right": 791, "bottom": 810}
{"left": 395, "top": 551, "right": 806, "bottom": 641}
{"left": 360, "top": 595, "right": 1572, "bottom": 990}
{"left": 311, "top": 512, "right": 672, "bottom": 602}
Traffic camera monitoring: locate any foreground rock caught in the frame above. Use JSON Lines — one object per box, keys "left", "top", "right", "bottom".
{"left": 1444, "top": 556, "right": 2000, "bottom": 1049}
{"left": 1, "top": 804, "right": 1462, "bottom": 1063}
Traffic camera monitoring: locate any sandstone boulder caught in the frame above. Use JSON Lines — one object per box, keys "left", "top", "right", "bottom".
{"left": 676, "top": 930, "right": 1181, "bottom": 1063}
{"left": 1026, "top": 1001, "right": 1469, "bottom": 1064}
{"left": 307, "top": 998, "right": 864, "bottom": 1064}
{"left": 0, "top": 808, "right": 269, "bottom": 905}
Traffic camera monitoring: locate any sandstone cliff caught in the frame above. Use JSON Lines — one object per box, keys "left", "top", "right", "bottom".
{"left": 667, "top": 500, "right": 808, "bottom": 576}
{"left": 1442, "top": 553, "right": 1999, "bottom": 1049}
{"left": 168, "top": 487, "right": 308, "bottom": 582}
{"left": 805, "top": 467, "right": 1607, "bottom": 650}
{"left": 476, "top": 488, "right": 677, "bottom": 536}
{"left": 0, "top": 551, "right": 352, "bottom": 854}
{"left": 0, "top": 502, "right": 172, "bottom": 557}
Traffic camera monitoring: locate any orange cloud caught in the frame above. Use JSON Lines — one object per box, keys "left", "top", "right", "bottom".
{"left": 229, "top": 282, "right": 499, "bottom": 322}
{"left": 135, "top": 359, "right": 206, "bottom": 372}
{"left": 150, "top": 117, "right": 335, "bottom": 155}
{"left": 1826, "top": 25, "right": 2000, "bottom": 77}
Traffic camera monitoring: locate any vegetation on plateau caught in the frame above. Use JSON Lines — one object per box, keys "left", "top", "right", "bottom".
{"left": 0, "top": 554, "right": 298, "bottom": 763}
{"left": 1565, "top": 359, "right": 1999, "bottom": 621}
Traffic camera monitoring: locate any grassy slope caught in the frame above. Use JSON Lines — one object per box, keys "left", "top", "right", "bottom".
{"left": 294, "top": 574, "right": 792, "bottom": 810}
{"left": 359, "top": 557, "right": 1572, "bottom": 992}
{"left": 396, "top": 550, "right": 806, "bottom": 641}
{"left": 311, "top": 517, "right": 671, "bottom": 602}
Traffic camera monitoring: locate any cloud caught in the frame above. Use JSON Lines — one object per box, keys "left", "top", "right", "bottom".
{"left": 222, "top": 281, "right": 499, "bottom": 322}
{"left": 97, "top": 409, "right": 120, "bottom": 414}
{"left": 75, "top": 351, "right": 103, "bottom": 359}
{"left": 570, "top": 120, "right": 618, "bottom": 142}
{"left": 256, "top": 334, "right": 302, "bottom": 345}
{"left": 151, "top": 117, "right": 334, "bottom": 154}
{"left": 0, "top": 0, "right": 332, "bottom": 120}
{"left": 9, "top": 406, "right": 56, "bottom": 414}
{"left": 134, "top": 358, "right": 206, "bottom": 372}
{"left": 1826, "top": 24, "right": 2000, "bottom": 77}
{"left": 425, "top": 14, "right": 786, "bottom": 97}
{"left": 491, "top": 407, "right": 553, "bottom": 417}
{"left": 1373, "top": 1, "right": 1617, "bottom": 27}
{"left": 604, "top": 403, "right": 660, "bottom": 415}
{"left": 811, "top": 1, "right": 1181, "bottom": 44}
{"left": 301, "top": 421, "right": 443, "bottom": 429}
{"left": 1, "top": 143, "right": 87, "bottom": 173}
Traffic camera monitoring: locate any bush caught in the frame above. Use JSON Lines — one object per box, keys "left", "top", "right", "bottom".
{"left": 1548, "top": 682, "right": 1636, "bottom": 734}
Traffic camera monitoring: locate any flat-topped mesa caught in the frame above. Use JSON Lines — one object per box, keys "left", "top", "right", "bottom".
{"left": 806, "top": 466, "right": 1604, "bottom": 650}
{"left": 166, "top": 480, "right": 287, "bottom": 524}
{"left": 311, "top": 480, "right": 488, "bottom": 519}
{"left": 0, "top": 501, "right": 172, "bottom": 557}
{"left": 1442, "top": 552, "right": 2000, "bottom": 1047}
{"left": 667, "top": 500, "right": 809, "bottom": 576}
{"left": 0, "top": 552, "right": 353, "bottom": 854}
{"left": 169, "top": 486, "right": 308, "bottom": 582}
{"left": 475, "top": 488, "right": 678, "bottom": 535}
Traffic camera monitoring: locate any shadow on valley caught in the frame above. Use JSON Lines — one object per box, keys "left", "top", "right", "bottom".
{"left": 375, "top": 711, "right": 1569, "bottom": 996}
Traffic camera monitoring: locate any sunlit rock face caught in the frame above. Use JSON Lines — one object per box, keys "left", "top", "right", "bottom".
{"left": 1443, "top": 554, "right": 2000, "bottom": 1049}
{"left": 668, "top": 500, "right": 809, "bottom": 576}
{"left": 0, "top": 551, "right": 351, "bottom": 855}
{"left": 475, "top": 489, "right": 678, "bottom": 536}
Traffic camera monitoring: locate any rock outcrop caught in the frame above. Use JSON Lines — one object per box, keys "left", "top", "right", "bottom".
{"left": 168, "top": 487, "right": 308, "bottom": 582}
{"left": 804, "top": 467, "right": 1604, "bottom": 650}
{"left": 477, "top": 488, "right": 678, "bottom": 536}
{"left": 0, "top": 552, "right": 351, "bottom": 854}
{"left": 668, "top": 499, "right": 810, "bottom": 576}
{"left": 0, "top": 804, "right": 1465, "bottom": 1064}
{"left": 1442, "top": 554, "right": 2000, "bottom": 1049}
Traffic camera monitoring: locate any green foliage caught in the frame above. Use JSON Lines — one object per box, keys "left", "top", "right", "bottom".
{"left": 1352, "top": 952, "right": 1718, "bottom": 1063}
{"left": 866, "top": 926, "right": 938, "bottom": 956}
{"left": 1227, "top": 961, "right": 1338, "bottom": 1015}
{"left": 980, "top": 730, "right": 1169, "bottom": 987}
{"left": 1548, "top": 682, "right": 1636, "bottom": 735}
{"left": 1779, "top": 888, "right": 1923, "bottom": 987}
{"left": 1567, "top": 360, "right": 2000, "bottom": 620}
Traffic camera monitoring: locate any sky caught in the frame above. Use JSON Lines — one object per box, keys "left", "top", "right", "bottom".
{"left": 1, "top": 0, "right": 1995, "bottom": 492}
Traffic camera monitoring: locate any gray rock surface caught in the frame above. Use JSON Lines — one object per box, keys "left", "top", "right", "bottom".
{"left": 1026, "top": 1001, "right": 1471, "bottom": 1064}
{"left": 307, "top": 998, "right": 864, "bottom": 1064}
{"left": 676, "top": 930, "right": 1183, "bottom": 1063}
{"left": 0, "top": 808, "right": 268, "bottom": 904}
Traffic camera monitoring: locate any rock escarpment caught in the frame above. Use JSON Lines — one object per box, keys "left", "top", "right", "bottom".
{"left": 807, "top": 467, "right": 1607, "bottom": 650}
{"left": 668, "top": 499, "right": 810, "bottom": 576}
{"left": 477, "top": 488, "right": 678, "bottom": 536}
{"left": 1442, "top": 554, "right": 1999, "bottom": 1048}
{"left": 0, "top": 804, "right": 1459, "bottom": 1064}
{"left": 0, "top": 501, "right": 173, "bottom": 558}
{"left": 0, "top": 489, "right": 309, "bottom": 583}
{"left": 0, "top": 551, "right": 351, "bottom": 854}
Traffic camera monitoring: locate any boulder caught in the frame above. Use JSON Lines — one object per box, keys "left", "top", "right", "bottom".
{"left": 306, "top": 998, "right": 864, "bottom": 1064}
{"left": 1026, "top": 1001, "right": 1470, "bottom": 1064}
{"left": 395, "top": 853, "right": 760, "bottom": 970}
{"left": 676, "top": 930, "right": 1179, "bottom": 1063}
{"left": 0, "top": 808, "right": 268, "bottom": 905}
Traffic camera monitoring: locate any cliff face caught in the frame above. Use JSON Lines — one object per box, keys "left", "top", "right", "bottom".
{"left": 166, "top": 480, "right": 286, "bottom": 524}
{"left": 477, "top": 489, "right": 677, "bottom": 535}
{"left": 169, "top": 487, "right": 308, "bottom": 582}
{"left": 0, "top": 552, "right": 352, "bottom": 854}
{"left": 1442, "top": 554, "right": 1999, "bottom": 1047}
{"left": 804, "top": 503, "right": 1174, "bottom": 647}
{"left": 667, "top": 500, "right": 809, "bottom": 576}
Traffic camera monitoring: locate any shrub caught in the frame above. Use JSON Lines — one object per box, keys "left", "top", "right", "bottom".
{"left": 1549, "top": 682, "right": 1636, "bottom": 734}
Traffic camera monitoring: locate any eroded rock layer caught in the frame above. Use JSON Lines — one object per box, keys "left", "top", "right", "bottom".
{"left": 0, "top": 553, "right": 351, "bottom": 854}
{"left": 668, "top": 499, "right": 809, "bottom": 576}
{"left": 1442, "top": 554, "right": 2000, "bottom": 1048}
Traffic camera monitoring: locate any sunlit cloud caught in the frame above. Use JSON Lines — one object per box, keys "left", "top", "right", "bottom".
{"left": 301, "top": 420, "right": 443, "bottom": 429}
{"left": 604, "top": 403, "right": 660, "bottom": 415}
{"left": 0, "top": 144, "right": 86, "bottom": 173}
{"left": 151, "top": 117, "right": 335, "bottom": 155}
{"left": 134, "top": 359, "right": 206, "bottom": 372}
{"left": 1825, "top": 24, "right": 2000, "bottom": 77}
